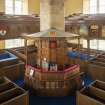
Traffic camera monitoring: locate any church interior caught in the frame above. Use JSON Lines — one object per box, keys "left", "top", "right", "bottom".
{"left": 0, "top": 0, "right": 105, "bottom": 105}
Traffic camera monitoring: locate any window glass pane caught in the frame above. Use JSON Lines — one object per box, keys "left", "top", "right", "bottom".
{"left": 82, "top": 39, "right": 105, "bottom": 51}
{"left": 89, "top": 0, "right": 97, "bottom": 14}
{"left": 5, "top": 0, "right": 23, "bottom": 15}
{"left": 99, "top": 40, "right": 105, "bottom": 51}
{"left": 99, "top": 0, "right": 105, "bottom": 13}
{"left": 15, "top": 0, "right": 23, "bottom": 14}
{"left": 82, "top": 39, "right": 87, "bottom": 48}
{"left": 5, "top": 39, "right": 24, "bottom": 49}
{"left": 5, "top": 0, "right": 13, "bottom": 14}
{"left": 90, "top": 39, "right": 98, "bottom": 50}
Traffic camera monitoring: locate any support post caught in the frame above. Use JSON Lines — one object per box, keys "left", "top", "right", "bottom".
{"left": 25, "top": 39, "right": 28, "bottom": 66}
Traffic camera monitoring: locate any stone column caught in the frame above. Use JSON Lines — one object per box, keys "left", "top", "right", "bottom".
{"left": 40, "top": 0, "right": 65, "bottom": 31}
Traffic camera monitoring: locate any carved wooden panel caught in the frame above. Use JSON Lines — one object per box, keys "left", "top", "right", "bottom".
{"left": 0, "top": 15, "right": 40, "bottom": 40}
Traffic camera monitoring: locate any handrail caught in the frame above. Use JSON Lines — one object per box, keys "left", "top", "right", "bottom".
{"left": 26, "top": 64, "right": 79, "bottom": 74}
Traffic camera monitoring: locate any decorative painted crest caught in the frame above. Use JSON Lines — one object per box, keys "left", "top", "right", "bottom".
{"left": 0, "top": 30, "right": 7, "bottom": 36}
